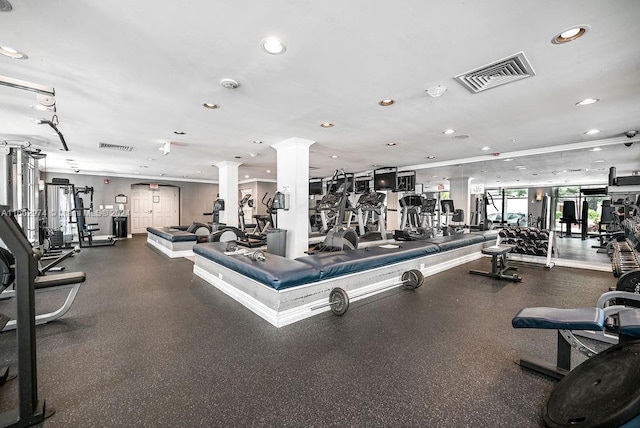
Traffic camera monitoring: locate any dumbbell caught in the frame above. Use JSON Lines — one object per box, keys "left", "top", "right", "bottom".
{"left": 314, "top": 269, "right": 424, "bottom": 316}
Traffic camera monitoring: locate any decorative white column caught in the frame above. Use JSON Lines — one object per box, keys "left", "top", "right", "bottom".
{"left": 271, "top": 137, "right": 315, "bottom": 258}
{"left": 448, "top": 176, "right": 470, "bottom": 224}
{"left": 215, "top": 161, "right": 241, "bottom": 227}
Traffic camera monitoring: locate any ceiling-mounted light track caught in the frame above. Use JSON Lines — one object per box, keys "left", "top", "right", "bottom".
{"left": 0, "top": 74, "right": 55, "bottom": 96}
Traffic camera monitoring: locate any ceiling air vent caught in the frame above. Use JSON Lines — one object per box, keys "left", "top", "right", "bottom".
{"left": 99, "top": 142, "right": 134, "bottom": 152}
{"left": 454, "top": 52, "right": 535, "bottom": 94}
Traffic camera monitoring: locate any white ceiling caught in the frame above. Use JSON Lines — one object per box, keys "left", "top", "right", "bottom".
{"left": 1, "top": 0, "right": 639, "bottom": 189}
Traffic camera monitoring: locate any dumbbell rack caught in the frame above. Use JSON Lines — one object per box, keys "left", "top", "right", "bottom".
{"left": 610, "top": 239, "right": 640, "bottom": 278}
{"left": 497, "top": 226, "right": 558, "bottom": 269}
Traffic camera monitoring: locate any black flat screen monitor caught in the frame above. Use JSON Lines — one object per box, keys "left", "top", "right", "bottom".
{"left": 397, "top": 170, "right": 416, "bottom": 192}
{"left": 355, "top": 178, "right": 370, "bottom": 193}
{"left": 309, "top": 178, "right": 323, "bottom": 195}
{"left": 440, "top": 199, "right": 455, "bottom": 214}
{"left": 374, "top": 167, "right": 397, "bottom": 191}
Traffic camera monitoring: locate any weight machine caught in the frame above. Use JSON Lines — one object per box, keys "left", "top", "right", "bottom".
{"left": 71, "top": 186, "right": 116, "bottom": 247}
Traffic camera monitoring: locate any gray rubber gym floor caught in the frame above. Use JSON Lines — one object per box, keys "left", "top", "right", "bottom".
{"left": 0, "top": 236, "right": 615, "bottom": 427}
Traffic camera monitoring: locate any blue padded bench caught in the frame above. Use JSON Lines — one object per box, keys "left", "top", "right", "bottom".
{"left": 147, "top": 227, "right": 197, "bottom": 242}
{"left": 512, "top": 306, "right": 640, "bottom": 379}
{"left": 193, "top": 242, "right": 321, "bottom": 291}
{"left": 513, "top": 307, "right": 605, "bottom": 331}
{"left": 424, "top": 233, "right": 486, "bottom": 251}
{"left": 620, "top": 309, "right": 640, "bottom": 341}
{"left": 295, "top": 241, "right": 440, "bottom": 280}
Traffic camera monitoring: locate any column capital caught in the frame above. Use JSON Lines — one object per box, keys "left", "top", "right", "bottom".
{"left": 271, "top": 137, "right": 315, "bottom": 151}
{"left": 214, "top": 160, "right": 242, "bottom": 169}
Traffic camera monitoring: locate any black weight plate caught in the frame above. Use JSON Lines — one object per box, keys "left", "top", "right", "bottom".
{"left": 544, "top": 341, "right": 640, "bottom": 428}
{"left": 402, "top": 269, "right": 424, "bottom": 289}
{"left": 251, "top": 250, "right": 265, "bottom": 261}
{"left": 329, "top": 288, "right": 349, "bottom": 316}
{"left": 617, "top": 271, "right": 640, "bottom": 294}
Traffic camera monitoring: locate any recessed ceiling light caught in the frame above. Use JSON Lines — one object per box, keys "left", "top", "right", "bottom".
{"left": 253, "top": 140, "right": 263, "bottom": 144}
{"left": 585, "top": 129, "right": 600, "bottom": 135}
{"left": 378, "top": 99, "right": 394, "bottom": 106}
{"left": 260, "top": 37, "right": 286, "bottom": 55}
{"left": 426, "top": 155, "right": 436, "bottom": 159}
{"left": 159, "top": 173, "right": 164, "bottom": 176}
{"left": 426, "top": 84, "right": 447, "bottom": 97}
{"left": 517, "top": 166, "right": 527, "bottom": 170}
{"left": 173, "top": 131, "right": 186, "bottom": 135}
{"left": 134, "top": 171, "right": 140, "bottom": 174}
{"left": 503, "top": 158, "right": 514, "bottom": 162}
{"left": 481, "top": 146, "right": 490, "bottom": 151}
{"left": 590, "top": 147, "right": 603, "bottom": 152}
{"left": 0, "top": 45, "right": 28, "bottom": 59}
{"left": 244, "top": 175, "right": 250, "bottom": 179}
{"left": 320, "top": 122, "right": 334, "bottom": 128}
{"left": 552, "top": 25, "right": 590, "bottom": 44}
{"left": 196, "top": 170, "right": 202, "bottom": 174}
{"left": 30, "top": 104, "right": 52, "bottom": 112}
{"left": 220, "top": 78, "right": 240, "bottom": 89}
{"left": 443, "top": 129, "right": 455, "bottom": 135}
{"left": 575, "top": 98, "right": 599, "bottom": 106}
{"left": 594, "top": 159, "right": 605, "bottom": 163}
{"left": 331, "top": 155, "right": 339, "bottom": 159}
{"left": 203, "top": 102, "right": 219, "bottom": 109}
{"left": 266, "top": 170, "right": 271, "bottom": 173}
{"left": 386, "top": 142, "right": 397, "bottom": 146}
{"left": 432, "top": 175, "right": 439, "bottom": 178}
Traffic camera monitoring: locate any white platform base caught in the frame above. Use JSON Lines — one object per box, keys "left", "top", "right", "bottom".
{"left": 194, "top": 243, "right": 487, "bottom": 328}
{"left": 147, "top": 235, "right": 194, "bottom": 258}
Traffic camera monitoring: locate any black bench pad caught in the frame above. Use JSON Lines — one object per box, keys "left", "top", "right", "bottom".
{"left": 512, "top": 307, "right": 605, "bottom": 331}
{"left": 295, "top": 241, "right": 440, "bottom": 280}
{"left": 619, "top": 309, "right": 640, "bottom": 338}
{"left": 194, "top": 243, "right": 321, "bottom": 291}
{"left": 35, "top": 271, "right": 86, "bottom": 289}
{"left": 147, "top": 227, "right": 198, "bottom": 243}
{"left": 424, "top": 233, "right": 485, "bottom": 251}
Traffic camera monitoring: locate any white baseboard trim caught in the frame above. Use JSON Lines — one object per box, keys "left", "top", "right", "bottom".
{"left": 146, "top": 237, "right": 194, "bottom": 258}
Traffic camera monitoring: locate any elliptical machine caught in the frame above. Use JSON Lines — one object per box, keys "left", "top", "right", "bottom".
{"left": 313, "top": 170, "right": 359, "bottom": 252}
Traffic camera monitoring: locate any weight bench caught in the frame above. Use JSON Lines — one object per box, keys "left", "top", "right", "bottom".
{"left": 1, "top": 271, "right": 86, "bottom": 332}
{"left": 512, "top": 306, "right": 640, "bottom": 380}
{"left": 469, "top": 244, "right": 521, "bottom": 282}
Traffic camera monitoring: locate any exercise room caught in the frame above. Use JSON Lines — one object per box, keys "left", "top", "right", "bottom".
{"left": 1, "top": 1, "right": 640, "bottom": 427}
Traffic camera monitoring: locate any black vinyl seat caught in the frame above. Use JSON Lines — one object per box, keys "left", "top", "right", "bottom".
{"left": 559, "top": 200, "right": 579, "bottom": 237}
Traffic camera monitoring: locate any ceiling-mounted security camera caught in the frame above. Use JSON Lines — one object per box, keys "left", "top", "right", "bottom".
{"left": 625, "top": 130, "right": 638, "bottom": 138}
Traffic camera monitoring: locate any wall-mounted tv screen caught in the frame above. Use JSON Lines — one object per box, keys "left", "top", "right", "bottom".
{"left": 355, "top": 177, "right": 371, "bottom": 193}
{"left": 373, "top": 167, "right": 398, "bottom": 191}
{"left": 396, "top": 170, "right": 416, "bottom": 192}
{"left": 309, "top": 178, "right": 324, "bottom": 196}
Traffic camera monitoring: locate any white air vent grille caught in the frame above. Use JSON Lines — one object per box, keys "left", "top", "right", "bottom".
{"left": 454, "top": 52, "right": 535, "bottom": 94}
{"left": 99, "top": 142, "right": 134, "bottom": 152}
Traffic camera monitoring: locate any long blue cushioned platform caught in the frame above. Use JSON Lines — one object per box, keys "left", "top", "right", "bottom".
{"left": 424, "top": 233, "right": 486, "bottom": 251}
{"left": 194, "top": 232, "right": 496, "bottom": 290}
{"left": 512, "top": 307, "right": 605, "bottom": 331}
{"left": 295, "top": 241, "right": 440, "bottom": 280}
{"left": 147, "top": 227, "right": 198, "bottom": 243}
{"left": 619, "top": 309, "right": 640, "bottom": 338}
{"left": 193, "top": 243, "right": 321, "bottom": 290}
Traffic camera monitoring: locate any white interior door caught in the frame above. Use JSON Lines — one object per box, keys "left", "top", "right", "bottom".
{"left": 131, "top": 185, "right": 153, "bottom": 233}
{"left": 130, "top": 185, "right": 180, "bottom": 233}
{"left": 152, "top": 186, "right": 179, "bottom": 227}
